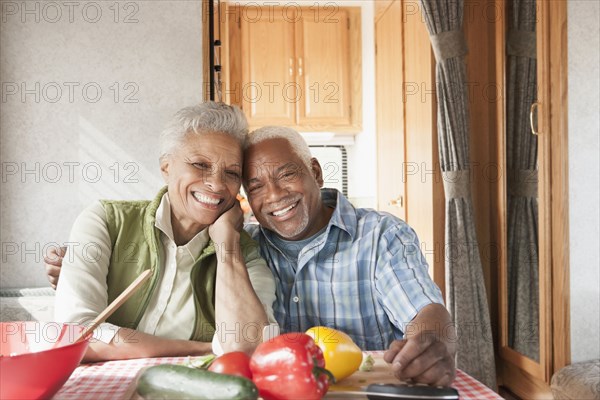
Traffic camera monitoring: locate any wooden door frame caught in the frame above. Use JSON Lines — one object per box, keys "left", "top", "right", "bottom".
{"left": 539, "top": 0, "right": 570, "bottom": 375}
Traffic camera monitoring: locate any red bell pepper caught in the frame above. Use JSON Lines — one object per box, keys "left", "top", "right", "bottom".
{"left": 249, "top": 333, "right": 334, "bottom": 400}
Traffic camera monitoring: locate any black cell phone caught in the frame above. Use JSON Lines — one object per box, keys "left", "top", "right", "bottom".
{"left": 365, "top": 383, "right": 460, "bottom": 400}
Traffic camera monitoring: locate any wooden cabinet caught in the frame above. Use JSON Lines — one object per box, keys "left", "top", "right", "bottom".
{"left": 493, "top": 1, "right": 570, "bottom": 398}
{"left": 223, "top": 4, "right": 362, "bottom": 132}
{"left": 459, "top": 0, "right": 570, "bottom": 397}
{"left": 294, "top": 10, "right": 351, "bottom": 127}
{"left": 240, "top": 11, "right": 296, "bottom": 126}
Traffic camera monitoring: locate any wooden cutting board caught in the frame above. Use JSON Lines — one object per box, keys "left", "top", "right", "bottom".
{"left": 325, "top": 354, "right": 398, "bottom": 398}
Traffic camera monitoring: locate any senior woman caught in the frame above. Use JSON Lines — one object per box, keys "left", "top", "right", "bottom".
{"left": 54, "top": 102, "right": 276, "bottom": 362}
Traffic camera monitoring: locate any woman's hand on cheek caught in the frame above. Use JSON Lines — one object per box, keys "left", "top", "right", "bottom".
{"left": 208, "top": 202, "right": 244, "bottom": 245}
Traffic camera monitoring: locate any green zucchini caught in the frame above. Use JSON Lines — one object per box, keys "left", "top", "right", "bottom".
{"left": 136, "top": 364, "right": 259, "bottom": 400}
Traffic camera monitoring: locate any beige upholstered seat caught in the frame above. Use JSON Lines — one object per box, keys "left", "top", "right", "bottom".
{"left": 551, "top": 360, "right": 600, "bottom": 400}
{"left": 0, "top": 288, "right": 55, "bottom": 322}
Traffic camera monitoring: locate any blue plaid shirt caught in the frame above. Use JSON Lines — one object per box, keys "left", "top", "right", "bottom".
{"left": 245, "top": 189, "right": 444, "bottom": 350}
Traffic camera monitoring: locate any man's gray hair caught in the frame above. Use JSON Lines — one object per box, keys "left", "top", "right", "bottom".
{"left": 245, "top": 126, "right": 312, "bottom": 169}
{"left": 159, "top": 101, "right": 248, "bottom": 159}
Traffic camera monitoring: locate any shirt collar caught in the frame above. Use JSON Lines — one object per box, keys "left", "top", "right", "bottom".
{"left": 155, "top": 193, "right": 210, "bottom": 258}
{"left": 321, "top": 188, "right": 357, "bottom": 240}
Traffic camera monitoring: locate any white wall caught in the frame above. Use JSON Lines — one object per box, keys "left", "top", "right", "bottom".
{"left": 0, "top": 1, "right": 204, "bottom": 288}
{"left": 567, "top": 0, "right": 600, "bottom": 363}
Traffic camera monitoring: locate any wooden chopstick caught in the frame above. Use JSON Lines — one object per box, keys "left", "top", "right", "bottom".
{"left": 75, "top": 269, "right": 153, "bottom": 343}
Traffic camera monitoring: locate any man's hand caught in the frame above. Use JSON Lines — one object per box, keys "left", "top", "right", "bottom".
{"left": 384, "top": 332, "right": 455, "bottom": 387}
{"left": 44, "top": 246, "right": 66, "bottom": 289}
{"left": 384, "top": 304, "right": 456, "bottom": 387}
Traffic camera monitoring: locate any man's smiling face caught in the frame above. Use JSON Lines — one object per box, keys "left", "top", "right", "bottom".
{"left": 243, "top": 138, "right": 327, "bottom": 241}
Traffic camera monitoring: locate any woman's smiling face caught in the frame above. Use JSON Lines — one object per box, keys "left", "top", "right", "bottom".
{"left": 160, "top": 131, "right": 243, "bottom": 234}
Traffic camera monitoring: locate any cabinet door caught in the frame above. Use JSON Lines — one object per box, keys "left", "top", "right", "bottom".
{"left": 492, "top": 1, "right": 569, "bottom": 398}
{"left": 295, "top": 9, "right": 351, "bottom": 127}
{"left": 241, "top": 12, "right": 296, "bottom": 126}
{"left": 375, "top": 1, "right": 406, "bottom": 220}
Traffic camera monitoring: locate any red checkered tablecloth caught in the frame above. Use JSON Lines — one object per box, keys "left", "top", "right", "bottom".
{"left": 54, "top": 354, "right": 502, "bottom": 400}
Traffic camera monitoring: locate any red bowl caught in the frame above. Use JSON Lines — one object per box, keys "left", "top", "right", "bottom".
{"left": 0, "top": 321, "right": 89, "bottom": 400}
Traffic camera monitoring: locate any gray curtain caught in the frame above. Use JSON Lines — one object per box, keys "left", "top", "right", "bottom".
{"left": 418, "top": 0, "right": 496, "bottom": 389}
{"left": 506, "top": 0, "right": 539, "bottom": 362}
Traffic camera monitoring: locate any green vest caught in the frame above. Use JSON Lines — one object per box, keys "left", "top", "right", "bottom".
{"left": 100, "top": 187, "right": 255, "bottom": 342}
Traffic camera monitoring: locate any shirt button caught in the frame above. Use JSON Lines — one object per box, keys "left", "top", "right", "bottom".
{"left": 292, "top": 296, "right": 299, "bottom": 303}
{"left": 177, "top": 248, "right": 184, "bottom": 253}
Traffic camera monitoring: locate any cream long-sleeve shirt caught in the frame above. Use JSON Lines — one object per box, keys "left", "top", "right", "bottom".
{"left": 54, "top": 194, "right": 277, "bottom": 348}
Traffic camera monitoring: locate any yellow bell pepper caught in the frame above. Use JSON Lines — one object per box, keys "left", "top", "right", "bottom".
{"left": 305, "top": 326, "right": 363, "bottom": 381}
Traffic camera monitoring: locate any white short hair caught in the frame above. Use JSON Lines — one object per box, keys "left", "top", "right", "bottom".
{"left": 245, "top": 126, "right": 312, "bottom": 169}
{"left": 159, "top": 102, "right": 248, "bottom": 159}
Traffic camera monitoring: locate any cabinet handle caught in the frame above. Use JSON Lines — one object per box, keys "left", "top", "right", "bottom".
{"left": 530, "top": 102, "right": 540, "bottom": 135}
{"left": 388, "top": 196, "right": 403, "bottom": 208}
{"left": 289, "top": 58, "right": 294, "bottom": 76}
{"left": 298, "top": 57, "right": 303, "bottom": 76}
